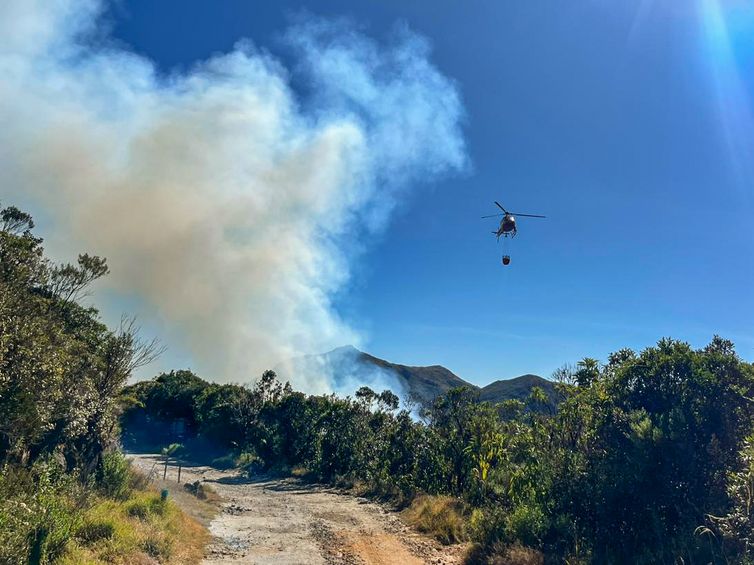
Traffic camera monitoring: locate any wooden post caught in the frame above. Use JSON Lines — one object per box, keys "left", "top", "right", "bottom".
{"left": 163, "top": 455, "right": 168, "bottom": 480}
{"left": 177, "top": 464, "right": 182, "bottom": 483}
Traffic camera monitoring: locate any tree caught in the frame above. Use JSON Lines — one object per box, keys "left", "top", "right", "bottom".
{"left": 0, "top": 203, "right": 160, "bottom": 475}
{"left": 574, "top": 358, "right": 599, "bottom": 388}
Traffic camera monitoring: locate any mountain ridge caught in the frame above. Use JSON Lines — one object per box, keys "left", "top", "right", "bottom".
{"left": 286, "top": 345, "right": 556, "bottom": 405}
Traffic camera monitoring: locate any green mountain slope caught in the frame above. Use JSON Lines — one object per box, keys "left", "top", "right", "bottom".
{"left": 479, "top": 374, "right": 557, "bottom": 404}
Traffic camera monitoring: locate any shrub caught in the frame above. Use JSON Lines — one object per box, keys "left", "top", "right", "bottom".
{"left": 505, "top": 504, "right": 547, "bottom": 548}
{"left": 209, "top": 450, "right": 263, "bottom": 473}
{"left": 468, "top": 495, "right": 547, "bottom": 550}
{"left": 210, "top": 453, "right": 237, "bottom": 470}
{"left": 97, "top": 452, "right": 135, "bottom": 501}
{"left": 236, "top": 451, "right": 264, "bottom": 475}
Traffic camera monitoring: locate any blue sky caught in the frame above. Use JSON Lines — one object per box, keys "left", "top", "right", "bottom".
{"left": 108, "top": 0, "right": 754, "bottom": 385}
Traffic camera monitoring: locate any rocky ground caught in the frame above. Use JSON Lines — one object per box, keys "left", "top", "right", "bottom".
{"left": 129, "top": 454, "right": 467, "bottom": 565}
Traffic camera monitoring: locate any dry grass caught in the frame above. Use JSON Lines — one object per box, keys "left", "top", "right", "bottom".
{"left": 465, "top": 542, "right": 545, "bottom": 565}
{"left": 491, "top": 543, "right": 544, "bottom": 565}
{"left": 402, "top": 495, "right": 468, "bottom": 544}
{"left": 290, "top": 465, "right": 311, "bottom": 478}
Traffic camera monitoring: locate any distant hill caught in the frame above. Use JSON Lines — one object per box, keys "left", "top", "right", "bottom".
{"left": 354, "top": 349, "right": 472, "bottom": 405}
{"left": 283, "top": 346, "right": 556, "bottom": 407}
{"left": 479, "top": 374, "right": 558, "bottom": 405}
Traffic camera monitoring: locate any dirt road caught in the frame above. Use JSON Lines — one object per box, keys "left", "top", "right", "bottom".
{"left": 129, "top": 454, "right": 465, "bottom": 565}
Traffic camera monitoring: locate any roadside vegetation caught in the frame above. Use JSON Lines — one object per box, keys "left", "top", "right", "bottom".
{"left": 123, "top": 337, "right": 754, "bottom": 563}
{"left": 0, "top": 203, "right": 205, "bottom": 564}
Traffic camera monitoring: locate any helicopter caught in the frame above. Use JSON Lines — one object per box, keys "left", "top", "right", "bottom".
{"left": 482, "top": 201, "right": 545, "bottom": 265}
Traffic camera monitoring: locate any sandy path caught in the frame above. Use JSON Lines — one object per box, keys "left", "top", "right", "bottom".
{"left": 129, "top": 454, "right": 465, "bottom": 565}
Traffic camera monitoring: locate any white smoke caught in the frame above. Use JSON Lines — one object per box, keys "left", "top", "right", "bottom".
{"left": 0, "top": 1, "right": 467, "bottom": 391}
{"left": 278, "top": 346, "right": 410, "bottom": 403}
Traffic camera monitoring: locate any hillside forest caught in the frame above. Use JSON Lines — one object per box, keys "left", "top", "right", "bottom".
{"left": 4, "top": 203, "right": 754, "bottom": 564}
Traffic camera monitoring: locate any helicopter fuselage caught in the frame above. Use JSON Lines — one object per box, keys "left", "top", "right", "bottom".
{"left": 496, "top": 214, "right": 517, "bottom": 238}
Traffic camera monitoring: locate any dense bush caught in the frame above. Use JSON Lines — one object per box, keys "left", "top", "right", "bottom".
{"left": 123, "top": 336, "right": 754, "bottom": 563}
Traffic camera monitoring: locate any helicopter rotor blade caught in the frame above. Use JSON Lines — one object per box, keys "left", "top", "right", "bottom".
{"left": 481, "top": 214, "right": 505, "bottom": 218}
{"left": 509, "top": 212, "right": 546, "bottom": 218}
{"left": 494, "top": 201, "right": 508, "bottom": 213}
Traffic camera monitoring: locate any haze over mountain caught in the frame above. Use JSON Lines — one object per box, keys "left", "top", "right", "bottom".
{"left": 281, "top": 345, "right": 556, "bottom": 405}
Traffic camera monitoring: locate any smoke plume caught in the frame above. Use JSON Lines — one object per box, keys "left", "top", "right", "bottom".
{"left": 0, "top": 1, "right": 467, "bottom": 391}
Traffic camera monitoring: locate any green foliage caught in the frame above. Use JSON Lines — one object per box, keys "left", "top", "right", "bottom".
{"left": 210, "top": 453, "right": 238, "bottom": 470}
{"left": 122, "top": 336, "right": 754, "bottom": 563}
{"left": 0, "top": 432, "right": 181, "bottom": 563}
{"left": 700, "top": 433, "right": 754, "bottom": 559}
{"left": 142, "top": 533, "right": 173, "bottom": 560}
{"left": 75, "top": 520, "right": 116, "bottom": 545}
{"left": 236, "top": 451, "right": 264, "bottom": 475}
{"left": 504, "top": 504, "right": 547, "bottom": 549}
{"left": 125, "top": 493, "right": 168, "bottom": 521}
{"left": 96, "top": 452, "right": 135, "bottom": 501}
{"left": 0, "top": 202, "right": 160, "bottom": 475}
{"left": 161, "top": 443, "right": 184, "bottom": 458}
{"left": 0, "top": 461, "right": 86, "bottom": 564}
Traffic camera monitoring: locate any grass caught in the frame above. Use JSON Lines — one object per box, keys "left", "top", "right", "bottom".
{"left": 143, "top": 472, "right": 221, "bottom": 529}
{"left": 290, "top": 465, "right": 313, "bottom": 479}
{"left": 465, "top": 542, "right": 545, "bottom": 565}
{"left": 58, "top": 489, "right": 208, "bottom": 564}
{"left": 402, "top": 495, "right": 468, "bottom": 545}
